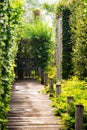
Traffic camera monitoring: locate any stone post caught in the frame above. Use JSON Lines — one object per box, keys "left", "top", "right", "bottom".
{"left": 56, "top": 16, "right": 62, "bottom": 82}
{"left": 49, "top": 78, "right": 53, "bottom": 93}
{"left": 44, "top": 73, "right": 48, "bottom": 86}
{"left": 67, "top": 96, "right": 74, "bottom": 114}
{"left": 75, "top": 104, "right": 84, "bottom": 130}
{"left": 56, "top": 84, "right": 61, "bottom": 97}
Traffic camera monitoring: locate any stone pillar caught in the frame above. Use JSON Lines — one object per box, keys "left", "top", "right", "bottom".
{"left": 56, "top": 84, "right": 61, "bottom": 96}
{"left": 49, "top": 78, "right": 53, "bottom": 93}
{"left": 75, "top": 104, "right": 84, "bottom": 130}
{"left": 67, "top": 96, "right": 74, "bottom": 114}
{"left": 44, "top": 73, "right": 48, "bottom": 86}
{"left": 56, "top": 16, "right": 62, "bottom": 83}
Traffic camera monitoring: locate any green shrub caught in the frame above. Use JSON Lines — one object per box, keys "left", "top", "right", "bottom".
{"left": 62, "top": 113, "right": 75, "bottom": 130}
{"left": 43, "top": 77, "right": 87, "bottom": 130}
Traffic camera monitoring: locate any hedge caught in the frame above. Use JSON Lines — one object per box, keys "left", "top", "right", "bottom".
{"left": 0, "top": 0, "right": 24, "bottom": 129}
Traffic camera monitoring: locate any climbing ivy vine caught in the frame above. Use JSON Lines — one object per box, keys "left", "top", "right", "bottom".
{"left": 70, "top": 0, "right": 87, "bottom": 80}
{"left": 62, "top": 8, "right": 73, "bottom": 79}
{"left": 0, "top": 0, "right": 25, "bottom": 129}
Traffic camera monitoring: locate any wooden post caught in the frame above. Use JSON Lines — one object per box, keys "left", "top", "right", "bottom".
{"left": 67, "top": 96, "right": 74, "bottom": 104}
{"left": 56, "top": 84, "right": 61, "bottom": 96}
{"left": 41, "top": 69, "right": 44, "bottom": 84}
{"left": 67, "top": 96, "right": 74, "bottom": 114}
{"left": 38, "top": 67, "right": 41, "bottom": 77}
{"left": 75, "top": 104, "right": 84, "bottom": 130}
{"left": 49, "top": 78, "right": 53, "bottom": 93}
{"left": 44, "top": 73, "right": 48, "bottom": 86}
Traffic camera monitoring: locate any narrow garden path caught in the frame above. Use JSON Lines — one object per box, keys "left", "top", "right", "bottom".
{"left": 7, "top": 79, "right": 63, "bottom": 130}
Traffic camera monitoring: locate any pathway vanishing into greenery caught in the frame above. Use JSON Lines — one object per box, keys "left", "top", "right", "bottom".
{"left": 7, "top": 79, "right": 63, "bottom": 130}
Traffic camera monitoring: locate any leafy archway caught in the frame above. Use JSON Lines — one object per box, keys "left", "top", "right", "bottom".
{"left": 15, "top": 20, "right": 54, "bottom": 80}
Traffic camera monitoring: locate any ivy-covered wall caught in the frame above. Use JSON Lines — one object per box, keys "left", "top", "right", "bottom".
{"left": 70, "top": 0, "right": 87, "bottom": 80}
{"left": 56, "top": 1, "right": 73, "bottom": 80}
{"left": 0, "top": 0, "right": 24, "bottom": 129}
{"left": 56, "top": 0, "right": 87, "bottom": 80}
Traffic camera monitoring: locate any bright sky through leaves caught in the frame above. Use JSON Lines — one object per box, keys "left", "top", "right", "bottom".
{"left": 38, "top": 0, "right": 60, "bottom": 27}
{"left": 38, "top": 0, "right": 60, "bottom": 4}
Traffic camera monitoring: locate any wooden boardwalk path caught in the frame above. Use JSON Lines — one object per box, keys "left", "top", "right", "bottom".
{"left": 7, "top": 79, "right": 63, "bottom": 130}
